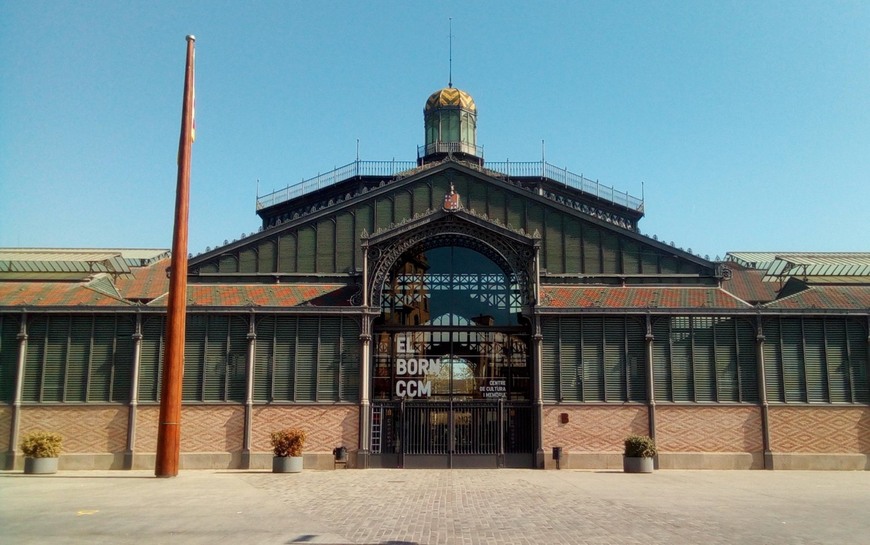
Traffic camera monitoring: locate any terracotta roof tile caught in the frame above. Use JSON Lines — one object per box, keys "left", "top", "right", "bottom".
{"left": 115, "top": 258, "right": 170, "bottom": 301}
{"left": 541, "top": 286, "right": 752, "bottom": 309}
{"left": 0, "top": 282, "right": 132, "bottom": 307}
{"left": 148, "top": 284, "right": 356, "bottom": 307}
{"left": 764, "top": 285, "right": 870, "bottom": 310}
{"left": 721, "top": 262, "right": 779, "bottom": 304}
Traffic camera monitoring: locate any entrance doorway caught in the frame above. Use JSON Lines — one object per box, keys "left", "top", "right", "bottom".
{"left": 369, "top": 245, "right": 535, "bottom": 468}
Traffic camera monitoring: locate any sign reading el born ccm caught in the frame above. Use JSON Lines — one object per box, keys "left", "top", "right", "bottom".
{"left": 394, "top": 335, "right": 441, "bottom": 398}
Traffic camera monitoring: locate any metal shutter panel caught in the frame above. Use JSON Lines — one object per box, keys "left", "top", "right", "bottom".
{"left": 23, "top": 317, "right": 47, "bottom": 402}
{"left": 652, "top": 318, "right": 672, "bottom": 401}
{"left": 66, "top": 316, "right": 91, "bottom": 402}
{"left": 89, "top": 316, "right": 114, "bottom": 402}
{"left": 335, "top": 212, "right": 354, "bottom": 273}
{"left": 226, "top": 316, "right": 248, "bottom": 402}
{"left": 296, "top": 227, "right": 316, "bottom": 273}
{"left": 239, "top": 248, "right": 257, "bottom": 273}
{"left": 736, "top": 318, "right": 759, "bottom": 402}
{"left": 412, "top": 182, "right": 431, "bottom": 216}
{"left": 825, "top": 319, "right": 850, "bottom": 403}
{"left": 713, "top": 318, "right": 739, "bottom": 402}
{"left": 317, "top": 316, "right": 341, "bottom": 401}
{"left": 669, "top": 317, "right": 694, "bottom": 401}
{"left": 626, "top": 318, "right": 647, "bottom": 402}
{"left": 277, "top": 233, "right": 296, "bottom": 273}
{"left": 0, "top": 315, "right": 18, "bottom": 403}
{"left": 394, "top": 190, "right": 412, "bottom": 222}
{"left": 582, "top": 226, "right": 600, "bottom": 274}
{"left": 604, "top": 318, "right": 628, "bottom": 402}
{"left": 253, "top": 317, "right": 275, "bottom": 402}
{"left": 139, "top": 316, "right": 165, "bottom": 402}
{"left": 560, "top": 318, "right": 582, "bottom": 402}
{"left": 375, "top": 197, "right": 393, "bottom": 231}
{"left": 295, "top": 317, "right": 318, "bottom": 401}
{"left": 43, "top": 316, "right": 70, "bottom": 402}
{"left": 803, "top": 318, "right": 827, "bottom": 402}
{"left": 182, "top": 314, "right": 206, "bottom": 402}
{"left": 780, "top": 318, "right": 807, "bottom": 402}
{"left": 257, "top": 238, "right": 276, "bottom": 273}
{"left": 112, "top": 317, "right": 134, "bottom": 403}
{"left": 846, "top": 319, "right": 869, "bottom": 403}
{"left": 316, "top": 219, "right": 336, "bottom": 273}
{"left": 564, "top": 219, "right": 582, "bottom": 273}
{"left": 762, "top": 318, "right": 784, "bottom": 403}
{"left": 541, "top": 319, "right": 560, "bottom": 402}
{"left": 582, "top": 317, "right": 605, "bottom": 402}
{"left": 506, "top": 195, "right": 524, "bottom": 233}
{"left": 340, "top": 317, "right": 361, "bottom": 401}
{"left": 692, "top": 317, "right": 716, "bottom": 402}
{"left": 545, "top": 211, "right": 564, "bottom": 274}
{"left": 272, "top": 316, "right": 296, "bottom": 401}
{"left": 203, "top": 315, "right": 229, "bottom": 401}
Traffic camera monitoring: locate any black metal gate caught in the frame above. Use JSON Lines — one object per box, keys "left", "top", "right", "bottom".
{"left": 369, "top": 399, "right": 534, "bottom": 468}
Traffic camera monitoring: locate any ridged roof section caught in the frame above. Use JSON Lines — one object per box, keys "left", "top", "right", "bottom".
{"left": 720, "top": 262, "right": 779, "bottom": 304}
{"left": 148, "top": 284, "right": 356, "bottom": 307}
{"left": 540, "top": 286, "right": 752, "bottom": 309}
{"left": 425, "top": 87, "right": 476, "bottom": 112}
{"left": 726, "top": 252, "right": 870, "bottom": 281}
{"left": 0, "top": 280, "right": 132, "bottom": 307}
{"left": 0, "top": 248, "right": 170, "bottom": 280}
{"left": 114, "top": 258, "right": 170, "bottom": 302}
{"left": 763, "top": 285, "right": 870, "bottom": 310}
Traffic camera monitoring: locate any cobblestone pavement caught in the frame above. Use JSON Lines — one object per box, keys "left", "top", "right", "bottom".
{"left": 2, "top": 469, "right": 869, "bottom": 545}
{"left": 245, "top": 469, "right": 870, "bottom": 545}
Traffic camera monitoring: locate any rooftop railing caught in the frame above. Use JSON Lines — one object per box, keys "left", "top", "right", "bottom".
{"left": 255, "top": 158, "right": 643, "bottom": 212}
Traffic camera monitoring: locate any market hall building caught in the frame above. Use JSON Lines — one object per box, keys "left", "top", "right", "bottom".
{"left": 1, "top": 86, "right": 869, "bottom": 471}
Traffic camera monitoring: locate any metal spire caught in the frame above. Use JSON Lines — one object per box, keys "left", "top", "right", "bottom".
{"left": 448, "top": 18, "right": 453, "bottom": 88}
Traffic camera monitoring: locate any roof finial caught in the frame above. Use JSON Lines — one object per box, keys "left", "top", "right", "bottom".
{"left": 448, "top": 18, "right": 453, "bottom": 88}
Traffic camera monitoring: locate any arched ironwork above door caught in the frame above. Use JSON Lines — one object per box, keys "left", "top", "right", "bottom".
{"left": 363, "top": 210, "right": 539, "bottom": 314}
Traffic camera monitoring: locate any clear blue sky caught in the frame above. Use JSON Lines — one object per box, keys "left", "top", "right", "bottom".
{"left": 2, "top": 1, "right": 868, "bottom": 260}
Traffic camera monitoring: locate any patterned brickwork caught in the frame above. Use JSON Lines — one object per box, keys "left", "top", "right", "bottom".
{"left": 656, "top": 406, "right": 763, "bottom": 453}
{"left": 19, "top": 406, "right": 128, "bottom": 453}
{"left": 543, "top": 406, "right": 648, "bottom": 452}
{"left": 769, "top": 406, "right": 870, "bottom": 453}
{"left": 0, "top": 406, "right": 11, "bottom": 451}
{"left": 252, "top": 405, "right": 359, "bottom": 453}
{"left": 134, "top": 405, "right": 245, "bottom": 453}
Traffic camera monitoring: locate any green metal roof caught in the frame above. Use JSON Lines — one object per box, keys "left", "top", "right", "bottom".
{"left": 0, "top": 248, "right": 170, "bottom": 280}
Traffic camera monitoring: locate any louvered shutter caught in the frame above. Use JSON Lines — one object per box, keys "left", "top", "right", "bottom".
{"left": 335, "top": 212, "right": 355, "bottom": 273}
{"left": 412, "top": 182, "right": 431, "bottom": 215}
{"left": 272, "top": 317, "right": 296, "bottom": 401}
{"left": 340, "top": 317, "right": 361, "bottom": 401}
{"left": 89, "top": 316, "right": 114, "bottom": 402}
{"left": 564, "top": 219, "right": 581, "bottom": 273}
{"left": 560, "top": 318, "right": 582, "bottom": 402}
{"left": 669, "top": 317, "right": 693, "bottom": 401}
{"left": 846, "top": 319, "right": 869, "bottom": 402}
{"left": 545, "top": 212, "right": 563, "bottom": 274}
{"left": 825, "top": 318, "right": 849, "bottom": 403}
{"left": 641, "top": 248, "right": 659, "bottom": 275}
{"left": 540, "top": 319, "right": 560, "bottom": 402}
{"left": 23, "top": 317, "right": 47, "bottom": 402}
{"left": 506, "top": 195, "right": 524, "bottom": 232}
{"left": 803, "top": 318, "right": 827, "bottom": 402}
{"left": 692, "top": 317, "right": 715, "bottom": 401}
{"left": 277, "top": 234, "right": 296, "bottom": 273}
{"left": 375, "top": 197, "right": 393, "bottom": 231}
{"left": 112, "top": 317, "right": 134, "bottom": 403}
{"left": 604, "top": 318, "right": 627, "bottom": 401}
{"left": 139, "top": 316, "right": 165, "bottom": 402}
{"left": 713, "top": 318, "right": 738, "bottom": 402}
{"left": 526, "top": 204, "right": 544, "bottom": 240}
{"left": 295, "top": 317, "right": 318, "bottom": 401}
{"left": 66, "top": 316, "right": 91, "bottom": 402}
{"left": 487, "top": 187, "right": 506, "bottom": 225}
{"left": 736, "top": 319, "right": 758, "bottom": 402}
{"left": 183, "top": 315, "right": 206, "bottom": 401}
{"left": 601, "top": 233, "right": 620, "bottom": 274}
{"left": 43, "top": 316, "right": 69, "bottom": 402}
{"left": 780, "top": 318, "right": 806, "bottom": 402}
{"left": 254, "top": 317, "right": 275, "bottom": 401}
{"left": 317, "top": 316, "right": 340, "bottom": 400}
{"left": 622, "top": 240, "right": 640, "bottom": 275}
{"left": 651, "top": 318, "right": 672, "bottom": 401}
{"left": 762, "top": 318, "right": 784, "bottom": 403}
{"left": 203, "top": 316, "right": 229, "bottom": 401}
{"left": 582, "top": 227, "right": 600, "bottom": 274}
{"left": 239, "top": 248, "right": 257, "bottom": 273}
{"left": 219, "top": 254, "right": 237, "bottom": 273}
{"left": 316, "top": 219, "right": 335, "bottom": 273}
{"left": 258, "top": 239, "right": 276, "bottom": 273}
{"left": 582, "top": 317, "right": 604, "bottom": 402}
{"left": 626, "top": 318, "right": 646, "bottom": 401}
{"left": 467, "top": 178, "right": 487, "bottom": 213}
{"left": 297, "top": 228, "right": 316, "bottom": 273}
{"left": 0, "top": 315, "right": 18, "bottom": 402}
{"left": 394, "top": 190, "right": 412, "bottom": 222}
{"left": 226, "top": 316, "right": 248, "bottom": 402}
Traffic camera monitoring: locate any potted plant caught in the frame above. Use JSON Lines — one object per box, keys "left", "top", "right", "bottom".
{"left": 20, "top": 431, "right": 63, "bottom": 474}
{"left": 270, "top": 428, "right": 306, "bottom": 473}
{"left": 623, "top": 434, "right": 656, "bottom": 473}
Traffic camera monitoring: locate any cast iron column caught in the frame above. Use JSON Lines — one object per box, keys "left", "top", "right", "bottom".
{"left": 756, "top": 315, "right": 772, "bottom": 469}
{"left": 242, "top": 312, "right": 256, "bottom": 469}
{"left": 124, "top": 313, "right": 143, "bottom": 469}
{"left": 6, "top": 312, "right": 27, "bottom": 470}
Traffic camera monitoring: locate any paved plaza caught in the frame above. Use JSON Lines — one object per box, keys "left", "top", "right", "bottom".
{"left": 1, "top": 468, "right": 868, "bottom": 544}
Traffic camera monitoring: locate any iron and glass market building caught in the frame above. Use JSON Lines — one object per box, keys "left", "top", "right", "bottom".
{"left": 1, "top": 85, "right": 869, "bottom": 471}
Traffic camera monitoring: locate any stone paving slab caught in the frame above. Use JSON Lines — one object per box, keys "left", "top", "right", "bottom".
{"left": 1, "top": 469, "right": 868, "bottom": 544}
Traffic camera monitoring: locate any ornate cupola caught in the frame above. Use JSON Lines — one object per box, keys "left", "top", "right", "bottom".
{"left": 420, "top": 85, "right": 481, "bottom": 164}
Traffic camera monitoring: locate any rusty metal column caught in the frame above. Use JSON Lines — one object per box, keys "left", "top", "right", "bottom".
{"left": 124, "top": 313, "right": 143, "bottom": 470}
{"left": 242, "top": 313, "right": 256, "bottom": 469}
{"left": 6, "top": 312, "right": 27, "bottom": 470}
{"left": 756, "top": 315, "right": 772, "bottom": 469}
{"left": 645, "top": 314, "right": 657, "bottom": 441}
{"left": 533, "top": 319, "right": 545, "bottom": 469}
{"left": 358, "top": 236, "right": 371, "bottom": 468}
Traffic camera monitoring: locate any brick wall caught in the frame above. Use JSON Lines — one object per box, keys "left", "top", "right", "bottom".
{"left": 19, "top": 406, "right": 128, "bottom": 453}
{"left": 769, "top": 406, "right": 870, "bottom": 454}
{"left": 134, "top": 405, "right": 245, "bottom": 453}
{"left": 252, "top": 405, "right": 359, "bottom": 454}
{"left": 656, "top": 405, "right": 763, "bottom": 453}
{"left": 0, "top": 406, "right": 11, "bottom": 452}
{"left": 543, "top": 405, "right": 648, "bottom": 453}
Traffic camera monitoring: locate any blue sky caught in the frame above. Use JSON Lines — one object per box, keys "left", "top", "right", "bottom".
{"left": 2, "top": 1, "right": 868, "bottom": 259}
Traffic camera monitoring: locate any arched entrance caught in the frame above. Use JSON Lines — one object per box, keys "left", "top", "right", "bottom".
{"left": 369, "top": 244, "right": 535, "bottom": 468}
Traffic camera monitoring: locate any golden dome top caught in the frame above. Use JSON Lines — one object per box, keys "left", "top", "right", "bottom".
{"left": 424, "top": 86, "right": 476, "bottom": 113}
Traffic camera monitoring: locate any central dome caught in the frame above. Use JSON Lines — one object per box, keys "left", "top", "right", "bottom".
{"left": 424, "top": 86, "right": 476, "bottom": 113}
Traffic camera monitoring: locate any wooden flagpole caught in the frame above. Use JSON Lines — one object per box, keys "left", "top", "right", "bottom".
{"left": 155, "top": 35, "right": 195, "bottom": 478}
